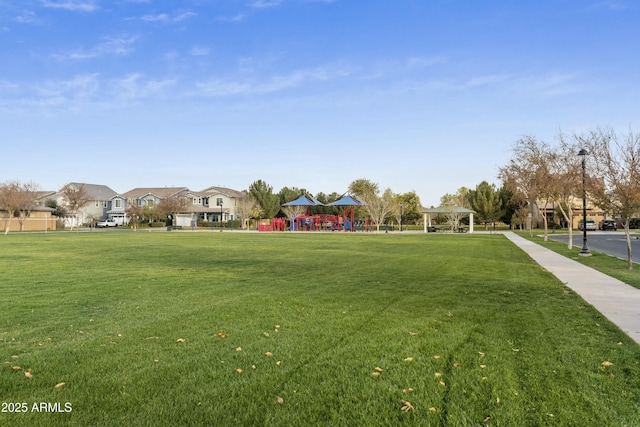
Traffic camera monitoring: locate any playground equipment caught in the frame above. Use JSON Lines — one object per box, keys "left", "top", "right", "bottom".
{"left": 257, "top": 193, "right": 372, "bottom": 232}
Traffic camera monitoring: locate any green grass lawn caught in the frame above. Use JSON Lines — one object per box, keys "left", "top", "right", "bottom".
{"left": 1, "top": 232, "right": 639, "bottom": 426}
{"left": 520, "top": 231, "right": 640, "bottom": 289}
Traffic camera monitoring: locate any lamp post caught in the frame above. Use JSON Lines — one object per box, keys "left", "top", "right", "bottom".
{"left": 217, "top": 199, "right": 223, "bottom": 232}
{"left": 399, "top": 202, "right": 403, "bottom": 232}
{"left": 578, "top": 149, "right": 591, "bottom": 256}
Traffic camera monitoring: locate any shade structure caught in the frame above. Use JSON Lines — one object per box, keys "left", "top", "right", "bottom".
{"left": 422, "top": 203, "right": 476, "bottom": 233}
{"left": 282, "top": 194, "right": 324, "bottom": 230}
{"left": 325, "top": 194, "right": 365, "bottom": 207}
{"left": 282, "top": 194, "right": 324, "bottom": 206}
{"left": 326, "top": 194, "right": 365, "bottom": 231}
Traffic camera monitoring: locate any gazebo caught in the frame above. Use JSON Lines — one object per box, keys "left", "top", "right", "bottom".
{"left": 423, "top": 204, "right": 476, "bottom": 233}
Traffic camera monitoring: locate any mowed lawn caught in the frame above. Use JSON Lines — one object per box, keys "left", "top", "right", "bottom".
{"left": 1, "top": 232, "right": 639, "bottom": 427}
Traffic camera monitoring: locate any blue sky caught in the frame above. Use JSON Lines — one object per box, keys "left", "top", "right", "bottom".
{"left": 1, "top": 0, "right": 639, "bottom": 207}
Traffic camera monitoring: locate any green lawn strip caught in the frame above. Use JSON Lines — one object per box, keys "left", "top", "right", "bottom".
{"left": 519, "top": 231, "right": 640, "bottom": 289}
{"left": 0, "top": 233, "right": 638, "bottom": 426}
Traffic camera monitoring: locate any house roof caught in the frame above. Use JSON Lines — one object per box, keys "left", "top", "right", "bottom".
{"left": 200, "top": 186, "right": 245, "bottom": 199}
{"left": 121, "top": 187, "right": 190, "bottom": 199}
{"left": 33, "top": 191, "right": 57, "bottom": 205}
{"left": 65, "top": 183, "right": 118, "bottom": 200}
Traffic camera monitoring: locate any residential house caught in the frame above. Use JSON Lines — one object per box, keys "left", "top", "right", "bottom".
{"left": 535, "top": 199, "right": 605, "bottom": 229}
{"left": 33, "top": 191, "right": 57, "bottom": 207}
{"left": 108, "top": 186, "right": 247, "bottom": 227}
{"left": 199, "top": 186, "right": 246, "bottom": 223}
{"left": 117, "top": 187, "right": 191, "bottom": 226}
{"left": 55, "top": 183, "right": 118, "bottom": 227}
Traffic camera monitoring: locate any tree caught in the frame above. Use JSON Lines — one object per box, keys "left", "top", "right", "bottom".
{"left": 579, "top": 127, "right": 640, "bottom": 270}
{"left": 59, "top": 183, "right": 92, "bottom": 231}
{"left": 546, "top": 132, "right": 582, "bottom": 249}
{"left": 315, "top": 192, "right": 342, "bottom": 215}
{"left": 157, "top": 195, "right": 189, "bottom": 226}
{"left": 248, "top": 180, "right": 280, "bottom": 219}
{"left": 440, "top": 187, "right": 471, "bottom": 208}
{"left": 278, "top": 187, "right": 308, "bottom": 219}
{"left": 348, "top": 179, "right": 392, "bottom": 231}
{"left": 0, "top": 180, "right": 38, "bottom": 234}
{"left": 235, "top": 191, "right": 261, "bottom": 229}
{"left": 388, "top": 191, "right": 422, "bottom": 229}
{"left": 398, "top": 191, "right": 422, "bottom": 225}
{"left": 46, "top": 198, "right": 68, "bottom": 222}
{"left": 499, "top": 137, "right": 554, "bottom": 240}
{"left": 468, "top": 181, "right": 503, "bottom": 231}
{"left": 125, "top": 203, "right": 144, "bottom": 230}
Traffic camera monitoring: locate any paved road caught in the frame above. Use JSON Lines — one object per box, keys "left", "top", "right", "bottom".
{"left": 547, "top": 231, "right": 640, "bottom": 263}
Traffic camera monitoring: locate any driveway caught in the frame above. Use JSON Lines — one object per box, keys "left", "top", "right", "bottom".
{"left": 547, "top": 231, "right": 640, "bottom": 263}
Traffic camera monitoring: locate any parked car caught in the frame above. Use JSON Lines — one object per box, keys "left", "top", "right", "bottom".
{"left": 599, "top": 219, "right": 617, "bottom": 231}
{"left": 578, "top": 219, "right": 596, "bottom": 231}
{"left": 96, "top": 219, "right": 117, "bottom": 228}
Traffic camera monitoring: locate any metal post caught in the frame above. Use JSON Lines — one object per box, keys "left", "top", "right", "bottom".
{"left": 578, "top": 149, "right": 591, "bottom": 256}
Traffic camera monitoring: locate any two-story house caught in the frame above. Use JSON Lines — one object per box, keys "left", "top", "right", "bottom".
{"left": 113, "top": 187, "right": 190, "bottom": 226}
{"left": 103, "top": 186, "right": 247, "bottom": 228}
{"left": 55, "top": 183, "right": 118, "bottom": 227}
{"left": 199, "top": 186, "right": 246, "bottom": 223}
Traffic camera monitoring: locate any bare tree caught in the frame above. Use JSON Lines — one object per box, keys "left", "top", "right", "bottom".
{"left": 125, "top": 202, "right": 144, "bottom": 230}
{"left": 282, "top": 205, "right": 305, "bottom": 223}
{"left": 236, "top": 192, "right": 261, "bottom": 229}
{"left": 0, "top": 180, "right": 39, "bottom": 234}
{"left": 579, "top": 127, "right": 640, "bottom": 270}
{"left": 157, "top": 195, "right": 189, "bottom": 226}
{"left": 499, "top": 136, "right": 554, "bottom": 240}
{"left": 59, "top": 183, "right": 92, "bottom": 231}
{"left": 547, "top": 133, "right": 582, "bottom": 249}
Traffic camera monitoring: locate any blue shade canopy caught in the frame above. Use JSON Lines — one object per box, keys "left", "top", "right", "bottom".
{"left": 282, "top": 194, "right": 324, "bottom": 207}
{"left": 326, "top": 194, "right": 365, "bottom": 206}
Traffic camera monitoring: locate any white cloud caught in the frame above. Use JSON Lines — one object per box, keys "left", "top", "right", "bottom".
{"left": 40, "top": 1, "right": 98, "bottom": 12}
{"left": 249, "top": 0, "right": 283, "bottom": 9}
{"left": 190, "top": 46, "right": 209, "bottom": 56}
{"left": 113, "top": 73, "right": 177, "bottom": 101}
{"left": 140, "top": 10, "right": 196, "bottom": 23}
{"left": 14, "top": 10, "right": 41, "bottom": 24}
{"left": 0, "top": 72, "right": 181, "bottom": 113}
{"left": 589, "top": 1, "right": 630, "bottom": 11}
{"left": 216, "top": 13, "right": 246, "bottom": 23}
{"left": 195, "top": 63, "right": 355, "bottom": 96}
{"left": 55, "top": 34, "right": 137, "bottom": 60}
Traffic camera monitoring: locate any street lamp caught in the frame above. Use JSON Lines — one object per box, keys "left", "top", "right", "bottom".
{"left": 399, "top": 202, "right": 403, "bottom": 232}
{"left": 578, "top": 149, "right": 591, "bottom": 256}
{"left": 217, "top": 199, "right": 223, "bottom": 232}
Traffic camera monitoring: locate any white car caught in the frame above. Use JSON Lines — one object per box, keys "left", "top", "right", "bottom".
{"left": 96, "top": 219, "right": 117, "bottom": 228}
{"left": 578, "top": 219, "right": 596, "bottom": 231}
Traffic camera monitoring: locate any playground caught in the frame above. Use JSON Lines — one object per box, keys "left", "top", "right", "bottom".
{"left": 259, "top": 193, "right": 374, "bottom": 232}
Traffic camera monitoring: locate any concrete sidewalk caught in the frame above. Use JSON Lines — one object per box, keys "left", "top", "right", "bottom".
{"left": 504, "top": 232, "right": 640, "bottom": 345}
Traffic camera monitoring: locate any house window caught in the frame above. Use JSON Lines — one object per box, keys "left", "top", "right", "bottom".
{"left": 95, "top": 201, "right": 100, "bottom": 207}
{"left": 115, "top": 199, "right": 122, "bottom": 208}
{"left": 146, "top": 198, "right": 155, "bottom": 207}
{"left": 216, "top": 198, "right": 223, "bottom": 206}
